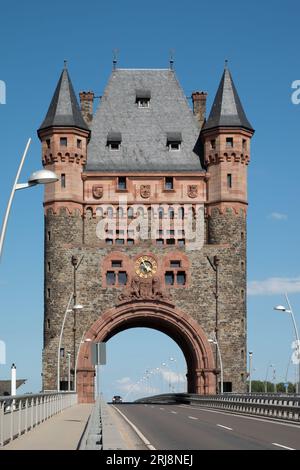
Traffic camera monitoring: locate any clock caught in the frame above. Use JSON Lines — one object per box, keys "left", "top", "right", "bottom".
{"left": 135, "top": 255, "right": 157, "bottom": 278}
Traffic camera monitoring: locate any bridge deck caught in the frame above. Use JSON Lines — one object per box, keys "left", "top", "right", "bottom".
{"left": 1, "top": 404, "right": 93, "bottom": 450}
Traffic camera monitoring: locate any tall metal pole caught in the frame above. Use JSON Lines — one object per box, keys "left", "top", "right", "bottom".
{"left": 67, "top": 353, "right": 71, "bottom": 391}
{"left": 249, "top": 351, "right": 253, "bottom": 393}
{"left": 215, "top": 335, "right": 223, "bottom": 394}
{"left": 0, "top": 139, "right": 31, "bottom": 261}
{"left": 57, "top": 293, "right": 73, "bottom": 391}
{"left": 285, "top": 294, "right": 300, "bottom": 394}
{"left": 72, "top": 256, "right": 77, "bottom": 391}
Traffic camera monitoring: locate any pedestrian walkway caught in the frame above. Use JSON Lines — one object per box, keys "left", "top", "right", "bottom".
{"left": 2, "top": 404, "right": 93, "bottom": 450}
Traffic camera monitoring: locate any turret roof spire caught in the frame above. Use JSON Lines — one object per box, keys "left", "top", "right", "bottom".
{"left": 203, "top": 65, "right": 253, "bottom": 132}
{"left": 38, "top": 63, "right": 89, "bottom": 132}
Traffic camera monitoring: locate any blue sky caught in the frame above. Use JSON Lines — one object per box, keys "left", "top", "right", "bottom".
{"left": 0, "top": 0, "right": 300, "bottom": 399}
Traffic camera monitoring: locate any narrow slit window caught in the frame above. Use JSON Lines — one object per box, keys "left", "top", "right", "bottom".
{"left": 61, "top": 173, "right": 66, "bottom": 188}
{"left": 210, "top": 139, "right": 216, "bottom": 149}
{"left": 177, "top": 271, "right": 186, "bottom": 285}
{"left": 165, "top": 177, "right": 174, "bottom": 190}
{"left": 118, "top": 272, "right": 127, "bottom": 285}
{"left": 226, "top": 137, "right": 233, "bottom": 148}
{"left": 60, "top": 137, "right": 68, "bottom": 146}
{"left": 46, "top": 139, "right": 51, "bottom": 149}
{"left": 165, "top": 271, "right": 175, "bottom": 285}
{"left": 227, "top": 173, "right": 232, "bottom": 188}
{"left": 106, "top": 271, "right": 116, "bottom": 285}
{"left": 118, "top": 177, "right": 127, "bottom": 190}
{"left": 77, "top": 139, "right": 82, "bottom": 149}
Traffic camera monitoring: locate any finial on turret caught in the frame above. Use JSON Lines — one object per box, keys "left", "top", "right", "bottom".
{"left": 64, "top": 59, "right": 68, "bottom": 70}
{"left": 113, "top": 49, "right": 119, "bottom": 71}
{"left": 224, "top": 59, "right": 228, "bottom": 70}
{"left": 169, "top": 49, "right": 175, "bottom": 70}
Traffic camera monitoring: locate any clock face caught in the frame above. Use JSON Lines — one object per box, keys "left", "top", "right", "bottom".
{"left": 135, "top": 256, "right": 157, "bottom": 278}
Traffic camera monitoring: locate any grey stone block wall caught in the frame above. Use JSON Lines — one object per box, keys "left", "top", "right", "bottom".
{"left": 43, "top": 205, "right": 247, "bottom": 393}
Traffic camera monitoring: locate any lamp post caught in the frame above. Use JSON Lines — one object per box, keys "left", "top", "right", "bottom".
{"left": 208, "top": 333, "right": 223, "bottom": 394}
{"left": 274, "top": 294, "right": 300, "bottom": 393}
{"left": 0, "top": 138, "right": 58, "bottom": 261}
{"left": 67, "top": 352, "right": 71, "bottom": 391}
{"left": 264, "top": 363, "right": 274, "bottom": 393}
{"left": 74, "top": 335, "right": 91, "bottom": 392}
{"left": 71, "top": 255, "right": 84, "bottom": 390}
{"left": 248, "top": 351, "right": 253, "bottom": 394}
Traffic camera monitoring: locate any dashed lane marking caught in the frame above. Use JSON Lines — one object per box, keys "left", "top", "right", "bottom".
{"left": 272, "top": 443, "right": 295, "bottom": 450}
{"left": 188, "top": 416, "right": 198, "bottom": 420}
{"left": 217, "top": 424, "right": 233, "bottom": 431}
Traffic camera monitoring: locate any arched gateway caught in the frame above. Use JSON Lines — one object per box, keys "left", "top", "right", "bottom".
{"left": 38, "top": 63, "right": 254, "bottom": 398}
{"left": 77, "top": 300, "right": 216, "bottom": 403}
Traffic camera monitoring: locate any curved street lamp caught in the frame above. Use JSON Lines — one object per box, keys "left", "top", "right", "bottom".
{"left": 274, "top": 294, "right": 300, "bottom": 393}
{"left": 0, "top": 138, "right": 58, "bottom": 260}
{"left": 208, "top": 334, "right": 223, "bottom": 394}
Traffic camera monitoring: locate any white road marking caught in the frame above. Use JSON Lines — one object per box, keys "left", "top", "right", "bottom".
{"left": 272, "top": 443, "right": 295, "bottom": 450}
{"left": 217, "top": 424, "right": 232, "bottom": 431}
{"left": 171, "top": 411, "right": 177, "bottom": 414}
{"left": 159, "top": 407, "right": 165, "bottom": 410}
{"left": 112, "top": 405, "right": 156, "bottom": 450}
{"left": 178, "top": 405, "right": 300, "bottom": 429}
{"left": 188, "top": 416, "right": 198, "bottom": 420}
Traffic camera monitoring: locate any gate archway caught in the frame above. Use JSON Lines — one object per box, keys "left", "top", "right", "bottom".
{"left": 77, "top": 300, "right": 216, "bottom": 402}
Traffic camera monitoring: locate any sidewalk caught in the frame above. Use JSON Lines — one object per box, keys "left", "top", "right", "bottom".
{"left": 2, "top": 404, "right": 93, "bottom": 450}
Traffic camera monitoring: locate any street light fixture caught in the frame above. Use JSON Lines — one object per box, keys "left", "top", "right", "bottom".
{"left": 208, "top": 334, "right": 223, "bottom": 394}
{"left": 0, "top": 138, "right": 58, "bottom": 260}
{"left": 248, "top": 351, "right": 253, "bottom": 394}
{"left": 274, "top": 294, "right": 300, "bottom": 393}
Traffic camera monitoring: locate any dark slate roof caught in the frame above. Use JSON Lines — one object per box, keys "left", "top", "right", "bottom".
{"left": 86, "top": 69, "right": 204, "bottom": 172}
{"left": 203, "top": 67, "right": 253, "bottom": 132}
{"left": 38, "top": 66, "right": 89, "bottom": 132}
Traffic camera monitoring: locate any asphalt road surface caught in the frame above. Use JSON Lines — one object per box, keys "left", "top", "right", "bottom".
{"left": 112, "top": 403, "right": 300, "bottom": 450}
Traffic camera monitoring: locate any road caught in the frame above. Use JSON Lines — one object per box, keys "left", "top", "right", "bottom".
{"left": 112, "top": 403, "right": 300, "bottom": 450}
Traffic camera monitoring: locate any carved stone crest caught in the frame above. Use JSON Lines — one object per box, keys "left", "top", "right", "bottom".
{"left": 188, "top": 185, "right": 198, "bottom": 198}
{"left": 140, "top": 185, "right": 151, "bottom": 199}
{"left": 92, "top": 185, "right": 103, "bottom": 199}
{"left": 119, "top": 276, "right": 169, "bottom": 302}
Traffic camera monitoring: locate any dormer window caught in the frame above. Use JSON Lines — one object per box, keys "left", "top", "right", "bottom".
{"left": 107, "top": 131, "right": 122, "bottom": 150}
{"left": 167, "top": 132, "right": 182, "bottom": 151}
{"left": 136, "top": 89, "right": 151, "bottom": 108}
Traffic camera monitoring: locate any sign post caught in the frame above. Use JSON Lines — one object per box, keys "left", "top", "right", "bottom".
{"left": 91, "top": 342, "right": 106, "bottom": 398}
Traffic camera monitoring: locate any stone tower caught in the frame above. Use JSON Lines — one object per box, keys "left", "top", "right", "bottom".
{"left": 38, "top": 62, "right": 254, "bottom": 400}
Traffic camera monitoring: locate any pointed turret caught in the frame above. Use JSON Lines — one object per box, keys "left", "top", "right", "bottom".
{"left": 38, "top": 63, "right": 89, "bottom": 132}
{"left": 37, "top": 63, "right": 90, "bottom": 220}
{"left": 203, "top": 64, "right": 253, "bottom": 132}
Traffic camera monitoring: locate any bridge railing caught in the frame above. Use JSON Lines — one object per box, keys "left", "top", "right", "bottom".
{"left": 0, "top": 392, "right": 77, "bottom": 446}
{"left": 135, "top": 393, "right": 300, "bottom": 422}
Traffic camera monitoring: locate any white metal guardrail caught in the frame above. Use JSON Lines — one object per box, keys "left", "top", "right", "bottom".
{"left": 0, "top": 392, "right": 77, "bottom": 446}
{"left": 135, "top": 393, "right": 300, "bottom": 422}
